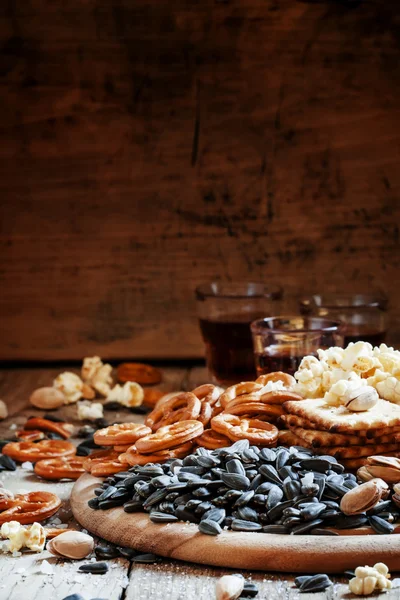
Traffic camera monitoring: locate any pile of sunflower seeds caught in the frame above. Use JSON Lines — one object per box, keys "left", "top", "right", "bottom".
{"left": 88, "top": 440, "right": 399, "bottom": 535}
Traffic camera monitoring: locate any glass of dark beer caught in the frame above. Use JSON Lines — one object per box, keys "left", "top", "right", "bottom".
{"left": 251, "top": 316, "right": 343, "bottom": 377}
{"left": 196, "top": 282, "right": 283, "bottom": 385}
{"left": 299, "top": 293, "right": 388, "bottom": 346}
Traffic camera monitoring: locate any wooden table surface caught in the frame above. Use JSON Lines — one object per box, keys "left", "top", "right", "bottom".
{"left": 0, "top": 365, "right": 398, "bottom": 600}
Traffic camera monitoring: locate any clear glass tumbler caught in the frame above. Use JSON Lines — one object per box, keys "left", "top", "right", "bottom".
{"left": 251, "top": 316, "right": 343, "bottom": 377}
{"left": 299, "top": 293, "right": 388, "bottom": 347}
{"left": 195, "top": 282, "right": 283, "bottom": 385}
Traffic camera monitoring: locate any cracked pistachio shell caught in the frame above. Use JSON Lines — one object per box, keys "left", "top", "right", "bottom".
{"left": 47, "top": 531, "right": 94, "bottom": 559}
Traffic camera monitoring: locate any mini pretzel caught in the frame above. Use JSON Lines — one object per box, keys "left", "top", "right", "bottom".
{"left": 119, "top": 441, "right": 193, "bottom": 466}
{"left": 259, "top": 390, "right": 303, "bottom": 405}
{"left": 224, "top": 401, "right": 283, "bottom": 421}
{"left": 145, "top": 393, "right": 201, "bottom": 431}
{"left": 2, "top": 440, "right": 76, "bottom": 462}
{"left": 16, "top": 430, "right": 46, "bottom": 442}
{"left": 34, "top": 456, "right": 86, "bottom": 480}
{"left": 191, "top": 384, "right": 221, "bottom": 407}
{"left": 256, "top": 371, "right": 296, "bottom": 388}
{"left": 136, "top": 420, "right": 204, "bottom": 454}
{"left": 0, "top": 491, "right": 61, "bottom": 525}
{"left": 195, "top": 429, "right": 231, "bottom": 450}
{"left": 211, "top": 413, "right": 278, "bottom": 446}
{"left": 117, "top": 362, "right": 162, "bottom": 385}
{"left": 91, "top": 460, "right": 127, "bottom": 477}
{"left": 219, "top": 382, "right": 263, "bottom": 408}
{"left": 25, "top": 418, "right": 74, "bottom": 439}
{"left": 198, "top": 402, "right": 213, "bottom": 427}
{"left": 113, "top": 444, "right": 133, "bottom": 453}
{"left": 83, "top": 449, "right": 120, "bottom": 472}
{"left": 94, "top": 423, "right": 152, "bottom": 446}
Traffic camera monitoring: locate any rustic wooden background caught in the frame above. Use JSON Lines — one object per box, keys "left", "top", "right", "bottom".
{"left": 0, "top": 0, "right": 399, "bottom": 360}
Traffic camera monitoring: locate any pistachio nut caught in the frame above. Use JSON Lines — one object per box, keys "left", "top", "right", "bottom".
{"left": 46, "top": 530, "right": 94, "bottom": 559}
{"left": 30, "top": 387, "right": 65, "bottom": 410}
{"left": 340, "top": 479, "right": 386, "bottom": 516}
{"left": 344, "top": 386, "right": 379, "bottom": 412}
{"left": 363, "top": 456, "right": 400, "bottom": 484}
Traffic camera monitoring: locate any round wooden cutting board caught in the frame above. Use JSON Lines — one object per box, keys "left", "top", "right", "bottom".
{"left": 72, "top": 473, "right": 400, "bottom": 573}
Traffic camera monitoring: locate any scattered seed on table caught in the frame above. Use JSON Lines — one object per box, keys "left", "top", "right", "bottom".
{"left": 95, "top": 544, "right": 120, "bottom": 559}
{"left": 78, "top": 562, "right": 108, "bottom": 574}
{"left": 132, "top": 553, "right": 161, "bottom": 563}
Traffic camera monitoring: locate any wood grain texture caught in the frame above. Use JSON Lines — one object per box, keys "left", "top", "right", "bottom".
{"left": 0, "top": 1, "right": 399, "bottom": 360}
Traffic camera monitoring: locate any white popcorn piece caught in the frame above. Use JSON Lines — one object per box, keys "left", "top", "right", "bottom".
{"left": 0, "top": 521, "right": 45, "bottom": 553}
{"left": 81, "top": 356, "right": 103, "bottom": 383}
{"left": 368, "top": 370, "right": 400, "bottom": 404}
{"left": 53, "top": 372, "right": 84, "bottom": 404}
{"left": 91, "top": 364, "right": 113, "bottom": 397}
{"left": 350, "top": 563, "right": 392, "bottom": 595}
{"left": 324, "top": 375, "right": 367, "bottom": 406}
{"left": 77, "top": 401, "right": 104, "bottom": 421}
{"left": 105, "top": 381, "right": 144, "bottom": 408}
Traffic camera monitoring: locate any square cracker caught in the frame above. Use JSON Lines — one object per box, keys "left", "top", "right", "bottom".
{"left": 281, "top": 414, "right": 400, "bottom": 438}
{"left": 283, "top": 398, "right": 400, "bottom": 433}
{"left": 312, "top": 442, "right": 399, "bottom": 459}
{"left": 287, "top": 425, "right": 398, "bottom": 448}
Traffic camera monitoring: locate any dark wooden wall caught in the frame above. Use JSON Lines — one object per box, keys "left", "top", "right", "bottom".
{"left": 0, "top": 0, "right": 400, "bottom": 360}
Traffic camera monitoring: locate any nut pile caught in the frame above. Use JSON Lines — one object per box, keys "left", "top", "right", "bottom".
{"left": 88, "top": 440, "right": 400, "bottom": 536}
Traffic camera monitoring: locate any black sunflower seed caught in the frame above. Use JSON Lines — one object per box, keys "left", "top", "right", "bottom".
{"left": 369, "top": 515, "right": 394, "bottom": 534}
{"left": 0, "top": 455, "right": 16, "bottom": 471}
{"left": 259, "top": 464, "right": 282, "bottom": 485}
{"left": 133, "top": 553, "right": 161, "bottom": 563}
{"left": 95, "top": 545, "right": 120, "bottom": 559}
{"left": 299, "top": 573, "right": 332, "bottom": 592}
{"left": 310, "top": 528, "right": 339, "bottom": 536}
{"left": 221, "top": 473, "right": 250, "bottom": 491}
{"left": 117, "top": 546, "right": 137, "bottom": 559}
{"left": 226, "top": 459, "right": 246, "bottom": 476}
{"left": 79, "top": 562, "right": 108, "bottom": 574}
{"left": 198, "top": 519, "right": 222, "bottom": 535}
{"left": 150, "top": 512, "right": 179, "bottom": 523}
{"left": 240, "top": 581, "right": 259, "bottom": 597}
{"left": 291, "top": 519, "right": 324, "bottom": 535}
{"left": 262, "top": 524, "right": 290, "bottom": 534}
{"left": 231, "top": 519, "right": 262, "bottom": 532}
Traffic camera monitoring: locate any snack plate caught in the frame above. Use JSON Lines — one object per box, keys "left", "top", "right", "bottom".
{"left": 72, "top": 473, "right": 400, "bottom": 573}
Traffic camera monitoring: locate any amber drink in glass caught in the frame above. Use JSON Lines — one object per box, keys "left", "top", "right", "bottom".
{"left": 251, "top": 316, "right": 343, "bottom": 377}
{"left": 299, "top": 293, "right": 387, "bottom": 347}
{"left": 196, "top": 282, "right": 283, "bottom": 385}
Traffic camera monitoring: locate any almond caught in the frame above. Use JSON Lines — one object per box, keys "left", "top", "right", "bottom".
{"left": 30, "top": 387, "right": 65, "bottom": 410}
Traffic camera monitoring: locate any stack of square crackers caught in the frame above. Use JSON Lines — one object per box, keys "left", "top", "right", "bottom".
{"left": 281, "top": 398, "right": 400, "bottom": 470}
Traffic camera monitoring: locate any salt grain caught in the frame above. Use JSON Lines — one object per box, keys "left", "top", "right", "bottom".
{"left": 21, "top": 462, "right": 34, "bottom": 471}
{"left": 9, "top": 424, "right": 17, "bottom": 430}
{"left": 38, "top": 560, "right": 54, "bottom": 575}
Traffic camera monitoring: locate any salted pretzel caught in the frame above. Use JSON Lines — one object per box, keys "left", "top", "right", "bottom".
{"left": 145, "top": 392, "right": 201, "bottom": 431}
{"left": 93, "top": 423, "right": 152, "bottom": 446}
{"left": 198, "top": 401, "right": 213, "bottom": 427}
{"left": 34, "top": 456, "right": 86, "bottom": 480}
{"left": 224, "top": 401, "right": 283, "bottom": 421}
{"left": 136, "top": 420, "right": 204, "bottom": 454}
{"left": 2, "top": 440, "right": 76, "bottom": 462}
{"left": 256, "top": 371, "right": 295, "bottom": 388}
{"left": 83, "top": 449, "right": 120, "bottom": 472}
{"left": 211, "top": 413, "right": 278, "bottom": 446}
{"left": 191, "top": 384, "right": 221, "bottom": 407}
{"left": 0, "top": 491, "right": 61, "bottom": 525}
{"left": 195, "top": 428, "right": 231, "bottom": 450}
{"left": 119, "top": 441, "right": 193, "bottom": 467}
{"left": 16, "top": 430, "right": 46, "bottom": 442}
{"left": 113, "top": 444, "right": 133, "bottom": 453}
{"left": 259, "top": 390, "right": 303, "bottom": 405}
{"left": 25, "top": 418, "right": 74, "bottom": 439}
{"left": 91, "top": 460, "right": 127, "bottom": 477}
{"left": 219, "top": 382, "right": 263, "bottom": 408}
